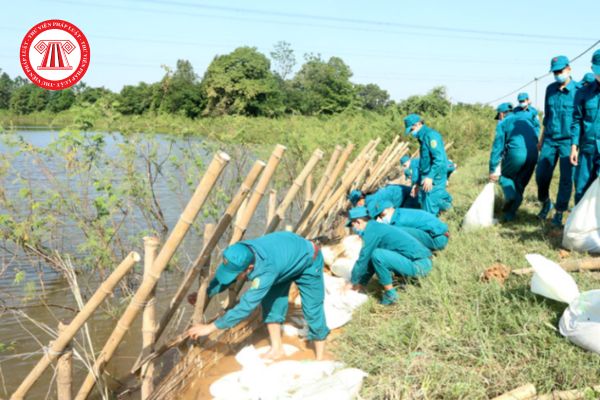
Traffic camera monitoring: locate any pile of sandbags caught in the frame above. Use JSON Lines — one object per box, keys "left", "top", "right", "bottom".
{"left": 322, "top": 235, "right": 362, "bottom": 281}
{"left": 526, "top": 254, "right": 600, "bottom": 355}
{"left": 209, "top": 345, "right": 367, "bottom": 400}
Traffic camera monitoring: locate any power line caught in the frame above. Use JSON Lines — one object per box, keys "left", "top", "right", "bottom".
{"left": 51, "top": 0, "right": 594, "bottom": 46}
{"left": 485, "top": 39, "right": 600, "bottom": 105}
{"left": 130, "top": 0, "right": 597, "bottom": 43}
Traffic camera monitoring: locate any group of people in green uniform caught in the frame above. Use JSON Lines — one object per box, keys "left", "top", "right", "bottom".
{"left": 489, "top": 50, "right": 600, "bottom": 224}
{"left": 185, "top": 111, "right": 456, "bottom": 360}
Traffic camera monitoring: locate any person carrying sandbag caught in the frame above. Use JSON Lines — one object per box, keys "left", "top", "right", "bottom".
{"left": 368, "top": 199, "right": 449, "bottom": 251}
{"left": 186, "top": 231, "right": 329, "bottom": 360}
{"left": 344, "top": 206, "right": 432, "bottom": 305}
{"left": 489, "top": 102, "right": 539, "bottom": 222}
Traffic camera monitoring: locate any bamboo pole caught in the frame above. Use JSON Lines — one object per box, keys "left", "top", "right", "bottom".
{"left": 56, "top": 321, "right": 72, "bottom": 400}
{"left": 297, "top": 143, "right": 353, "bottom": 233}
{"left": 536, "top": 385, "right": 600, "bottom": 400}
{"left": 512, "top": 257, "right": 600, "bottom": 276}
{"left": 74, "top": 152, "right": 230, "bottom": 400}
{"left": 294, "top": 145, "right": 342, "bottom": 232}
{"left": 304, "top": 174, "right": 312, "bottom": 209}
{"left": 191, "top": 223, "right": 216, "bottom": 324}
{"left": 141, "top": 237, "right": 160, "bottom": 400}
{"left": 492, "top": 383, "right": 537, "bottom": 400}
{"left": 11, "top": 252, "right": 140, "bottom": 400}
{"left": 304, "top": 154, "right": 369, "bottom": 237}
{"left": 130, "top": 162, "right": 265, "bottom": 376}
{"left": 267, "top": 189, "right": 277, "bottom": 229}
{"left": 311, "top": 145, "right": 342, "bottom": 204}
{"left": 151, "top": 160, "right": 265, "bottom": 346}
{"left": 230, "top": 144, "right": 286, "bottom": 244}
{"left": 265, "top": 148, "right": 323, "bottom": 233}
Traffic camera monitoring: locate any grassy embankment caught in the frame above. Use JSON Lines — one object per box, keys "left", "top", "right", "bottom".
{"left": 6, "top": 108, "right": 593, "bottom": 399}
{"left": 336, "top": 151, "right": 600, "bottom": 399}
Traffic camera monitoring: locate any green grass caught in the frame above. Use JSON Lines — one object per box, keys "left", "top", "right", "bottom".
{"left": 335, "top": 151, "right": 600, "bottom": 399}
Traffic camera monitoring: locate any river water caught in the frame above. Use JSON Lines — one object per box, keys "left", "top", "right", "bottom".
{"left": 0, "top": 130, "right": 291, "bottom": 399}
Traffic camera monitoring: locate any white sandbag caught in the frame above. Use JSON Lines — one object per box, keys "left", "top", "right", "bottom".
{"left": 330, "top": 257, "right": 354, "bottom": 282}
{"left": 282, "top": 323, "right": 308, "bottom": 338}
{"left": 291, "top": 368, "right": 368, "bottom": 400}
{"left": 526, "top": 254, "right": 580, "bottom": 304}
{"left": 559, "top": 289, "right": 600, "bottom": 355}
{"left": 342, "top": 235, "right": 362, "bottom": 260}
{"left": 321, "top": 246, "right": 337, "bottom": 266}
{"left": 323, "top": 275, "right": 368, "bottom": 330}
{"left": 463, "top": 182, "right": 495, "bottom": 229}
{"left": 563, "top": 177, "right": 600, "bottom": 253}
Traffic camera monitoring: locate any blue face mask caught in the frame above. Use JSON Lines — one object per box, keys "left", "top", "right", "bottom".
{"left": 554, "top": 73, "right": 568, "bottom": 83}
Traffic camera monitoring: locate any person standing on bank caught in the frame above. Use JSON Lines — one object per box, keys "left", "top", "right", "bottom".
{"left": 403, "top": 114, "right": 452, "bottom": 216}
{"left": 570, "top": 50, "right": 600, "bottom": 204}
{"left": 536, "top": 55, "right": 577, "bottom": 227}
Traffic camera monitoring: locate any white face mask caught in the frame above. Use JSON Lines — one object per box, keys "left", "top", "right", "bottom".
{"left": 596, "top": 74, "right": 600, "bottom": 83}
{"left": 519, "top": 101, "right": 527, "bottom": 108}
{"left": 381, "top": 213, "right": 392, "bottom": 224}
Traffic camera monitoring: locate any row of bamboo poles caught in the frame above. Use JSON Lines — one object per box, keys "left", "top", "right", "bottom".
{"left": 10, "top": 135, "right": 409, "bottom": 400}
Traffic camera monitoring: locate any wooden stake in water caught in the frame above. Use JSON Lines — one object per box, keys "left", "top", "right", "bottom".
{"left": 56, "top": 321, "right": 72, "bottom": 400}
{"left": 141, "top": 236, "right": 160, "bottom": 400}
{"left": 74, "top": 152, "right": 230, "bottom": 400}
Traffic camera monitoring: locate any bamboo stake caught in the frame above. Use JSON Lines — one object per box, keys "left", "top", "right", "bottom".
{"left": 230, "top": 144, "right": 286, "bottom": 244}
{"left": 191, "top": 223, "right": 216, "bottom": 324}
{"left": 141, "top": 237, "right": 160, "bottom": 400}
{"left": 56, "top": 321, "right": 72, "bottom": 400}
{"left": 492, "top": 383, "right": 537, "bottom": 400}
{"left": 75, "top": 152, "right": 230, "bottom": 400}
{"left": 294, "top": 146, "right": 342, "bottom": 232}
{"left": 265, "top": 148, "right": 323, "bottom": 233}
{"left": 150, "top": 160, "right": 265, "bottom": 346}
{"left": 130, "top": 161, "right": 264, "bottom": 376}
{"left": 297, "top": 143, "right": 353, "bottom": 233}
{"left": 536, "top": 385, "right": 600, "bottom": 400}
{"left": 267, "top": 189, "right": 277, "bottom": 229}
{"left": 512, "top": 257, "right": 600, "bottom": 276}
{"left": 11, "top": 252, "right": 140, "bottom": 400}
{"left": 304, "top": 174, "right": 312, "bottom": 209}
{"left": 304, "top": 154, "right": 369, "bottom": 237}
{"left": 311, "top": 145, "right": 342, "bottom": 204}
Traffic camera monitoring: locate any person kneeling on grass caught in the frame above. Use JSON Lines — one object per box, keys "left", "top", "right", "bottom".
{"left": 345, "top": 206, "right": 432, "bottom": 305}
{"left": 186, "top": 231, "right": 329, "bottom": 360}
{"left": 368, "top": 199, "right": 449, "bottom": 251}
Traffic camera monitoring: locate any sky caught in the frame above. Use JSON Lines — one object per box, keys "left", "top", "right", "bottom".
{"left": 1, "top": 0, "right": 599, "bottom": 109}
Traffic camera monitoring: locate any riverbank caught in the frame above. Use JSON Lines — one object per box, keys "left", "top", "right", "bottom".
{"left": 335, "top": 150, "right": 600, "bottom": 399}
{"left": 0, "top": 108, "right": 495, "bottom": 163}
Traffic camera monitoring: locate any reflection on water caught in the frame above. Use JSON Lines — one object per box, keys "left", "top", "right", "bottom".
{"left": 0, "top": 130, "right": 285, "bottom": 399}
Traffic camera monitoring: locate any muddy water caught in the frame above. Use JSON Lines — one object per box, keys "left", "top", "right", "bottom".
{"left": 0, "top": 130, "right": 287, "bottom": 399}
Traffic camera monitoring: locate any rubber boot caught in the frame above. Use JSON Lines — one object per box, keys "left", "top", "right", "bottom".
{"left": 537, "top": 199, "right": 553, "bottom": 220}
{"left": 380, "top": 289, "right": 398, "bottom": 305}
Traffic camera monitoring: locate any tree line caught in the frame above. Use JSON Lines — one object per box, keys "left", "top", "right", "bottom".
{"left": 0, "top": 42, "right": 469, "bottom": 119}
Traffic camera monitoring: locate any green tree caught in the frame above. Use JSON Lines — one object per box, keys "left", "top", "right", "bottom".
{"left": 158, "top": 60, "right": 204, "bottom": 118}
{"left": 290, "top": 55, "right": 356, "bottom": 115}
{"left": 397, "top": 86, "right": 451, "bottom": 117}
{"left": 200, "top": 47, "right": 283, "bottom": 116}
{"left": 356, "top": 83, "right": 391, "bottom": 112}
{"left": 9, "top": 84, "right": 49, "bottom": 114}
{"left": 0, "top": 71, "right": 14, "bottom": 109}
{"left": 47, "top": 89, "right": 75, "bottom": 112}
{"left": 116, "top": 82, "right": 156, "bottom": 115}
{"left": 74, "top": 82, "right": 113, "bottom": 105}
{"left": 270, "top": 41, "right": 296, "bottom": 80}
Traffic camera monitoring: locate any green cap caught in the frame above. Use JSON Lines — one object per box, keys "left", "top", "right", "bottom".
{"left": 367, "top": 199, "right": 394, "bottom": 218}
{"left": 517, "top": 92, "right": 529, "bottom": 102}
{"left": 348, "top": 189, "right": 364, "bottom": 206}
{"left": 592, "top": 49, "right": 600, "bottom": 66}
{"left": 404, "top": 114, "right": 422, "bottom": 135}
{"left": 215, "top": 243, "right": 255, "bottom": 285}
{"left": 495, "top": 102, "right": 512, "bottom": 120}
{"left": 550, "top": 55, "right": 569, "bottom": 72}
{"left": 400, "top": 155, "right": 410, "bottom": 165}
{"left": 346, "top": 206, "right": 369, "bottom": 227}
{"left": 582, "top": 73, "right": 595, "bottom": 84}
